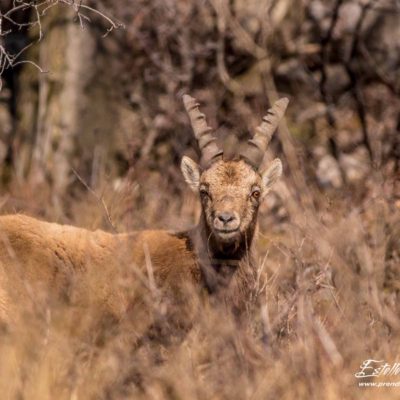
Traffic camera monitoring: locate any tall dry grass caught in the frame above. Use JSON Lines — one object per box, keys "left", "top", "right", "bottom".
{"left": 0, "top": 163, "right": 399, "bottom": 400}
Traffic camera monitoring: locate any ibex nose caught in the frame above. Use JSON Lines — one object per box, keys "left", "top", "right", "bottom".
{"left": 214, "top": 211, "right": 240, "bottom": 233}
{"left": 217, "top": 212, "right": 235, "bottom": 224}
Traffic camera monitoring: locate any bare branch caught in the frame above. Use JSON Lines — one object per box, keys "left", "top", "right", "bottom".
{"left": 0, "top": 0, "right": 123, "bottom": 90}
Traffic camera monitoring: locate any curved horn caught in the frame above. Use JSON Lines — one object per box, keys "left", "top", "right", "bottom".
{"left": 183, "top": 94, "right": 223, "bottom": 167}
{"left": 240, "top": 98, "right": 289, "bottom": 169}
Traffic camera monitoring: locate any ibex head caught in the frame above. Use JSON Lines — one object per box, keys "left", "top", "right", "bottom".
{"left": 181, "top": 95, "right": 288, "bottom": 251}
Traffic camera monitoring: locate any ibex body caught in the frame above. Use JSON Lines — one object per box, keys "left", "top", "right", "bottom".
{"left": 0, "top": 95, "right": 288, "bottom": 326}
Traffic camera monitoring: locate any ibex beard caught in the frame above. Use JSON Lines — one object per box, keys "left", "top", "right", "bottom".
{"left": 0, "top": 94, "right": 288, "bottom": 329}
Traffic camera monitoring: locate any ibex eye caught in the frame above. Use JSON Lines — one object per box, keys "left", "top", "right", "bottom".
{"left": 251, "top": 189, "right": 261, "bottom": 199}
{"left": 200, "top": 189, "right": 209, "bottom": 198}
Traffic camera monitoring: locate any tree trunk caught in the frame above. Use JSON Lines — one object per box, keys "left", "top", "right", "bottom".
{"left": 15, "top": 7, "right": 95, "bottom": 202}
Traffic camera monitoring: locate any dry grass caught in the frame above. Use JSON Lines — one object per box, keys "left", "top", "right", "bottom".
{"left": 0, "top": 166, "right": 399, "bottom": 400}
{"left": 1, "top": 0, "right": 399, "bottom": 397}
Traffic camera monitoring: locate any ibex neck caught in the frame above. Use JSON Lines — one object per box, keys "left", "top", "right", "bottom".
{"left": 186, "top": 214, "right": 257, "bottom": 293}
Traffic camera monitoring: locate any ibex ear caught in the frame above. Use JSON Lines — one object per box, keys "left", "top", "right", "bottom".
{"left": 261, "top": 158, "right": 282, "bottom": 193}
{"left": 181, "top": 156, "right": 201, "bottom": 191}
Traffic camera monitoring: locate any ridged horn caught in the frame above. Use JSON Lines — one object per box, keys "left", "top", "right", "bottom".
{"left": 240, "top": 98, "right": 289, "bottom": 169}
{"left": 183, "top": 94, "right": 223, "bottom": 167}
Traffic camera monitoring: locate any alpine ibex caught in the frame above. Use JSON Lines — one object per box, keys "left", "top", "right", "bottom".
{"left": 0, "top": 95, "right": 288, "bottom": 326}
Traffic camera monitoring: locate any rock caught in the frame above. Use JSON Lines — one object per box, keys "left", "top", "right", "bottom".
{"left": 309, "top": 0, "right": 329, "bottom": 22}
{"left": 308, "top": 0, "right": 332, "bottom": 34}
{"left": 333, "top": 2, "right": 362, "bottom": 38}
{"left": 339, "top": 147, "right": 370, "bottom": 183}
{"left": 316, "top": 154, "right": 343, "bottom": 189}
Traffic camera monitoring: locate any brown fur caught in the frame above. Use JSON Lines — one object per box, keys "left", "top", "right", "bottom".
{"left": 0, "top": 215, "right": 198, "bottom": 325}
{"left": 0, "top": 158, "right": 281, "bottom": 328}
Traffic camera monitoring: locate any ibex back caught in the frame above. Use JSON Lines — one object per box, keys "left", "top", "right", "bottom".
{"left": 0, "top": 95, "right": 288, "bottom": 326}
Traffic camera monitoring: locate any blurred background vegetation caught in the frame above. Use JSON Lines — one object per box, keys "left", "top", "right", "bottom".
{"left": 0, "top": 1, "right": 400, "bottom": 399}
{"left": 1, "top": 0, "right": 399, "bottom": 219}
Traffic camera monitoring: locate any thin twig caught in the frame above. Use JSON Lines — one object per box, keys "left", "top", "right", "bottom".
{"left": 71, "top": 167, "right": 117, "bottom": 233}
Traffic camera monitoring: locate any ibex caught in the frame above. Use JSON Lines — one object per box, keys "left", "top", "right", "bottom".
{"left": 0, "top": 95, "right": 288, "bottom": 327}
